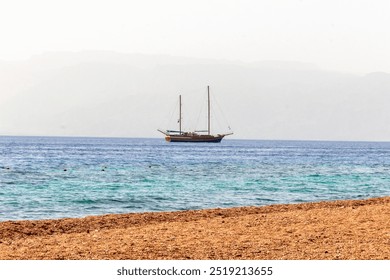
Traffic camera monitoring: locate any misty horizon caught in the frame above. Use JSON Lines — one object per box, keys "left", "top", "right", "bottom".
{"left": 1, "top": 1, "right": 390, "bottom": 141}
{"left": 1, "top": 51, "right": 390, "bottom": 141}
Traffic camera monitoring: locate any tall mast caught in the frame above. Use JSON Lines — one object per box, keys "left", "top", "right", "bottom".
{"left": 207, "top": 86, "right": 210, "bottom": 135}
{"left": 179, "top": 95, "right": 182, "bottom": 134}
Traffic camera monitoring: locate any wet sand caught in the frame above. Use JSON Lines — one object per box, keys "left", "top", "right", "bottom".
{"left": 1, "top": 196, "right": 390, "bottom": 259}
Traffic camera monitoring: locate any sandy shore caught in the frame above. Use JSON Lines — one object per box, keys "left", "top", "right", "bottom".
{"left": 1, "top": 196, "right": 390, "bottom": 260}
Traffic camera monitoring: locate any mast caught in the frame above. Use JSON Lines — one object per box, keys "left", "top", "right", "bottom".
{"left": 207, "top": 86, "right": 210, "bottom": 135}
{"left": 179, "top": 95, "right": 182, "bottom": 134}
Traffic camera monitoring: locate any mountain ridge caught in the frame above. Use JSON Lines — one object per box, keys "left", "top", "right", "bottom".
{"left": 1, "top": 51, "right": 390, "bottom": 141}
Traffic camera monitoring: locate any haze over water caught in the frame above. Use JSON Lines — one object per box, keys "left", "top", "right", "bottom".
{"left": 1, "top": 136, "right": 390, "bottom": 221}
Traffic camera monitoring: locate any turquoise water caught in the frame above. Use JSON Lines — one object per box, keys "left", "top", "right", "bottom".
{"left": 1, "top": 136, "right": 390, "bottom": 221}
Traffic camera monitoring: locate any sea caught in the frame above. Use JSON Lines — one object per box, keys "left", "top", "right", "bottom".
{"left": 1, "top": 136, "right": 390, "bottom": 221}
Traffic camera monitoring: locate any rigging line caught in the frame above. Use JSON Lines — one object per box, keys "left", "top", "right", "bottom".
{"left": 185, "top": 87, "right": 206, "bottom": 132}
{"left": 194, "top": 103, "right": 203, "bottom": 132}
{"left": 213, "top": 92, "right": 233, "bottom": 131}
{"left": 209, "top": 96, "right": 225, "bottom": 134}
{"left": 212, "top": 103, "right": 224, "bottom": 133}
{"left": 159, "top": 97, "right": 179, "bottom": 130}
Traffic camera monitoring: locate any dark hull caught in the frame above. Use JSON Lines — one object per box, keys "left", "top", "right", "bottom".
{"left": 166, "top": 135, "right": 224, "bottom": 143}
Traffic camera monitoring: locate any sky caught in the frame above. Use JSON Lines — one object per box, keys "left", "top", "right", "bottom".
{"left": 1, "top": 0, "right": 390, "bottom": 74}
{"left": 2, "top": 0, "right": 390, "bottom": 141}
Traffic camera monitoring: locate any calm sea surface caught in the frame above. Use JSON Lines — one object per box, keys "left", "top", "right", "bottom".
{"left": 1, "top": 136, "right": 390, "bottom": 221}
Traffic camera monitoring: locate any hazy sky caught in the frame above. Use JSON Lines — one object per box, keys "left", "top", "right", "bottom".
{"left": 1, "top": 0, "right": 389, "bottom": 74}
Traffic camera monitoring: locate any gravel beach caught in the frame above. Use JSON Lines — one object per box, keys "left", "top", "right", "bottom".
{"left": 1, "top": 196, "right": 390, "bottom": 260}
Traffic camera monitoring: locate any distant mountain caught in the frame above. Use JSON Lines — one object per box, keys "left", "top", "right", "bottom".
{"left": 1, "top": 51, "right": 390, "bottom": 141}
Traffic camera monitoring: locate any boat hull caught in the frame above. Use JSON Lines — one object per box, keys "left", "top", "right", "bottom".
{"left": 165, "top": 135, "right": 224, "bottom": 143}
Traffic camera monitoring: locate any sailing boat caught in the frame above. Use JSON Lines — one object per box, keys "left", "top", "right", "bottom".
{"left": 158, "top": 86, "right": 233, "bottom": 143}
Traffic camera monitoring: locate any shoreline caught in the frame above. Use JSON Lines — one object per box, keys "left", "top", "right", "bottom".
{"left": 1, "top": 196, "right": 390, "bottom": 259}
